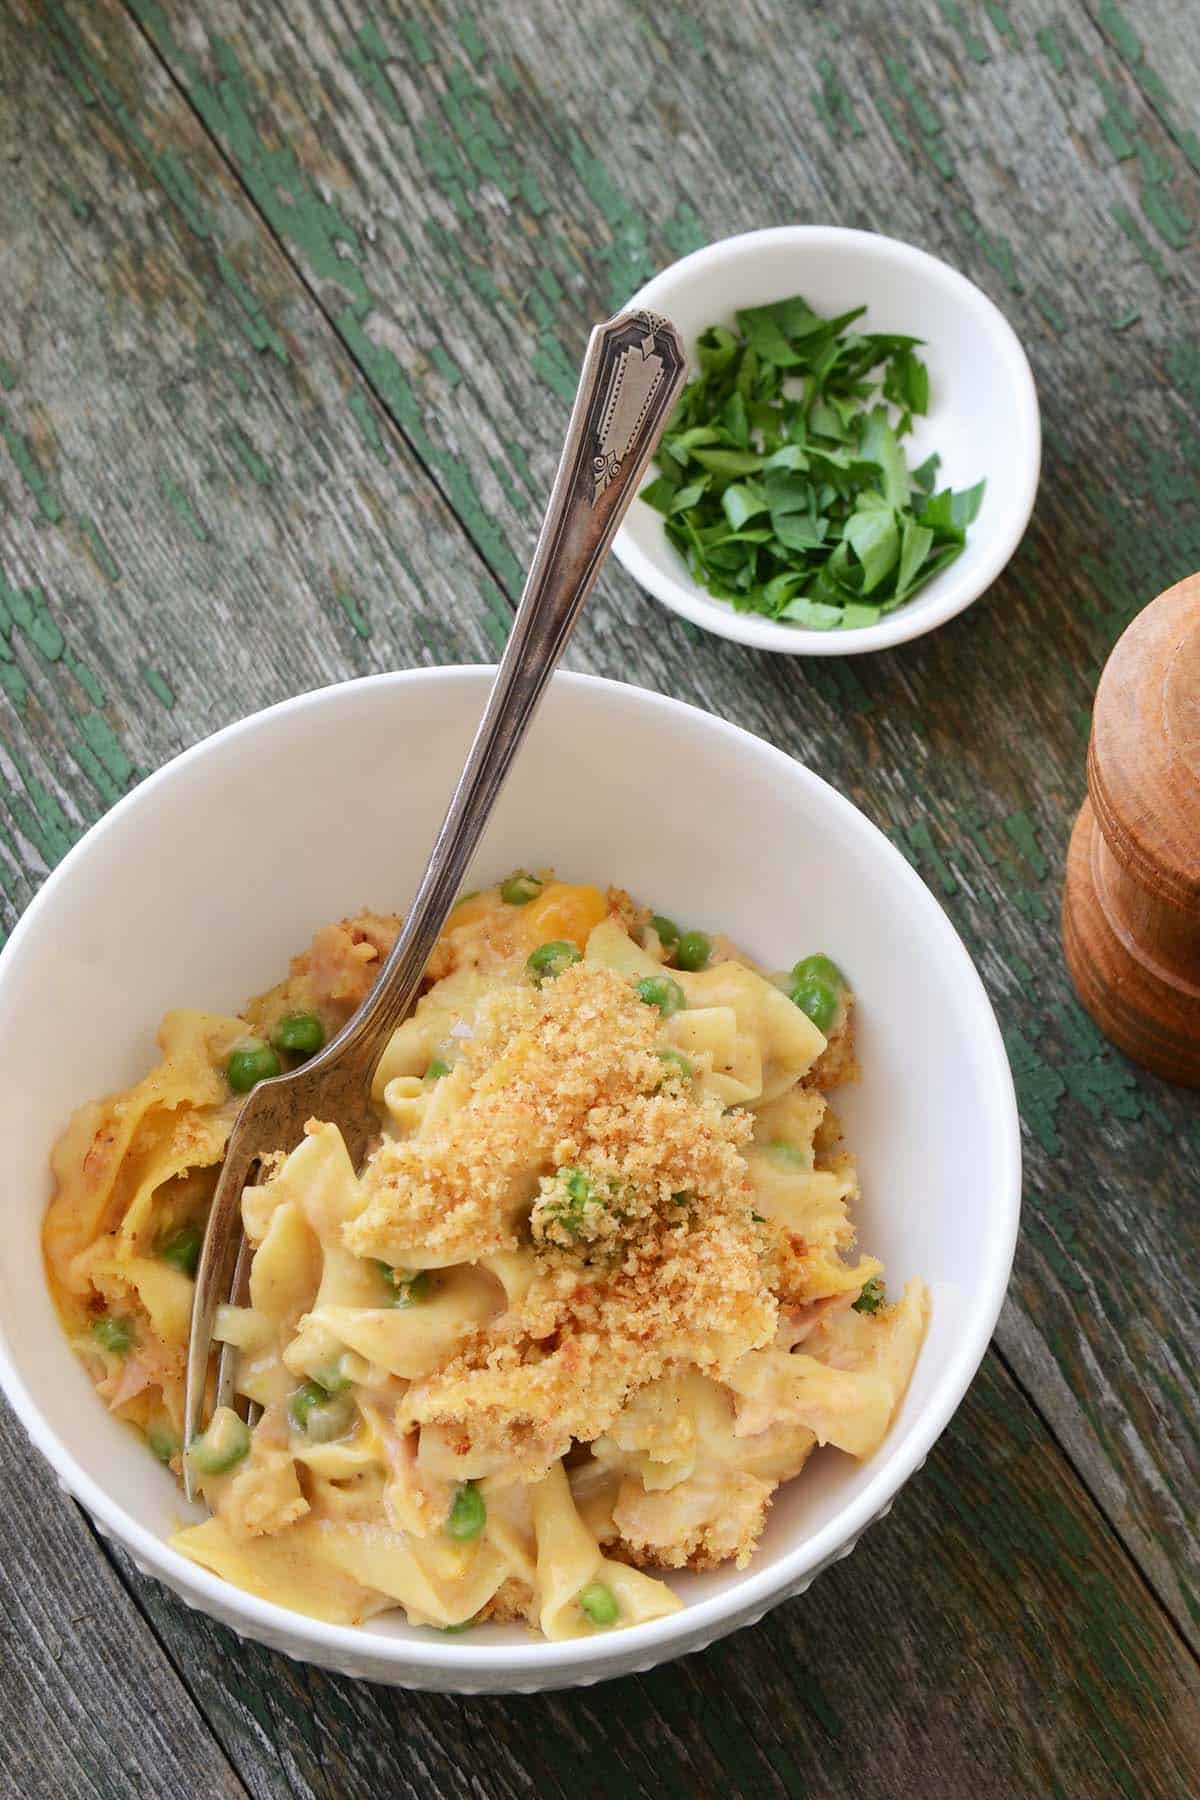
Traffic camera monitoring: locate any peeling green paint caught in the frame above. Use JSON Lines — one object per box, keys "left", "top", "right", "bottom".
{"left": 984, "top": 2, "right": 1018, "bottom": 47}
{"left": 1036, "top": 26, "right": 1066, "bottom": 73}
{"left": 429, "top": 346, "right": 462, "bottom": 388}
{"left": 78, "top": 514, "right": 120, "bottom": 581}
{"left": 1033, "top": 289, "right": 1067, "bottom": 333}
{"left": 0, "top": 754, "right": 78, "bottom": 867}
{"left": 335, "top": 592, "right": 371, "bottom": 640}
{"left": 1004, "top": 809, "right": 1048, "bottom": 878}
{"left": 141, "top": 665, "right": 175, "bottom": 709}
{"left": 225, "top": 426, "right": 272, "bottom": 486}
{"left": 815, "top": 55, "right": 866, "bottom": 137}
{"left": 1006, "top": 1027, "right": 1066, "bottom": 1154}
{"left": 216, "top": 254, "right": 289, "bottom": 362}
{"left": 0, "top": 406, "right": 63, "bottom": 522}
{"left": 64, "top": 653, "right": 104, "bottom": 705}
{"left": 958, "top": 208, "right": 1024, "bottom": 293}
{"left": 159, "top": 472, "right": 209, "bottom": 542}
{"left": 479, "top": 578, "right": 513, "bottom": 655}
{"left": 1112, "top": 203, "right": 1168, "bottom": 279}
{"left": 938, "top": 0, "right": 990, "bottom": 64}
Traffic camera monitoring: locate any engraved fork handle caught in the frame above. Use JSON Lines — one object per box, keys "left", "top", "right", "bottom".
{"left": 339, "top": 309, "right": 687, "bottom": 1067}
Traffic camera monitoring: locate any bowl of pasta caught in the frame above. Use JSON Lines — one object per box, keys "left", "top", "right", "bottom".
{"left": 0, "top": 668, "right": 1020, "bottom": 1692}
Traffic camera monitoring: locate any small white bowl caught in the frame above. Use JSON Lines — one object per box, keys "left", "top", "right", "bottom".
{"left": 0, "top": 670, "right": 1020, "bottom": 1691}
{"left": 612, "top": 226, "right": 1040, "bottom": 655}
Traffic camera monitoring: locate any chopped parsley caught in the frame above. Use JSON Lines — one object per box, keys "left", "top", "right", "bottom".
{"left": 537, "top": 1165, "right": 607, "bottom": 1242}
{"left": 852, "top": 1276, "right": 886, "bottom": 1314}
{"left": 640, "top": 295, "right": 984, "bottom": 629}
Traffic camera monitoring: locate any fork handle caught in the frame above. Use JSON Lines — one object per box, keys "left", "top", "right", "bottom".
{"left": 341, "top": 309, "right": 687, "bottom": 1063}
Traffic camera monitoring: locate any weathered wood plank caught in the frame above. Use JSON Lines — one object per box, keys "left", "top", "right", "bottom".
{"left": 0, "top": 0, "right": 510, "bottom": 941}
{"left": 0, "top": 1398, "right": 248, "bottom": 1800}
{"left": 98, "top": 1351, "right": 1200, "bottom": 1800}
{"left": 116, "top": 0, "right": 1200, "bottom": 1651}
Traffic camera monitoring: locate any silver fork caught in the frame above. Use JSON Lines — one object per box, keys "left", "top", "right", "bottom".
{"left": 184, "top": 308, "right": 687, "bottom": 1496}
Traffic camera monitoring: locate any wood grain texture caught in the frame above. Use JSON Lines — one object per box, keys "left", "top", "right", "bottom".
{"left": 0, "top": 1, "right": 1197, "bottom": 1795}
{"left": 113, "top": 0, "right": 1200, "bottom": 1652}
{"left": 94, "top": 1353, "right": 1200, "bottom": 1800}
{"left": 0, "top": 1402, "right": 248, "bottom": 1800}
{"left": 0, "top": 0, "right": 508, "bottom": 934}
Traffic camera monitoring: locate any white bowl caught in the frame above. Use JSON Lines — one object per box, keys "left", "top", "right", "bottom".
{"left": 612, "top": 226, "right": 1040, "bottom": 655}
{"left": 0, "top": 670, "right": 1020, "bottom": 1691}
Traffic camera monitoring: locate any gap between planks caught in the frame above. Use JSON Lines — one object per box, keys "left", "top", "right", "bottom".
{"left": 989, "top": 1334, "right": 1200, "bottom": 1678}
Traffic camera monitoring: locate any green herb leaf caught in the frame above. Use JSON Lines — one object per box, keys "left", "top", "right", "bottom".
{"left": 844, "top": 503, "right": 900, "bottom": 594}
{"left": 638, "top": 297, "right": 980, "bottom": 631}
{"left": 722, "top": 483, "right": 769, "bottom": 530}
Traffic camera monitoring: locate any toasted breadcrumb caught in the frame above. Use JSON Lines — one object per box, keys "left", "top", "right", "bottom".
{"left": 605, "top": 885, "right": 648, "bottom": 938}
{"left": 347, "top": 962, "right": 775, "bottom": 1476}
{"left": 803, "top": 991, "right": 859, "bottom": 1089}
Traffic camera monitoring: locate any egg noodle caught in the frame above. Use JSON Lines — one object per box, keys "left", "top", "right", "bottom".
{"left": 44, "top": 877, "right": 927, "bottom": 1638}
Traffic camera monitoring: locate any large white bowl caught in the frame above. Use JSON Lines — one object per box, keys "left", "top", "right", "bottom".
{"left": 0, "top": 669, "right": 1020, "bottom": 1692}
{"left": 612, "top": 226, "right": 1041, "bottom": 654}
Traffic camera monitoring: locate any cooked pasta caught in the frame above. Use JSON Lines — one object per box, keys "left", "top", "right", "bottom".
{"left": 44, "top": 874, "right": 928, "bottom": 1636}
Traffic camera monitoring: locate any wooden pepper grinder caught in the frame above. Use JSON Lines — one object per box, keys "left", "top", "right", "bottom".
{"left": 1063, "top": 571, "right": 1200, "bottom": 1086}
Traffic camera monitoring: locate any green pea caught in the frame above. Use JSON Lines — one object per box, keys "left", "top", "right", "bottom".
{"left": 764, "top": 1140, "right": 809, "bottom": 1167}
{"left": 501, "top": 870, "right": 543, "bottom": 905}
{"left": 791, "top": 953, "right": 845, "bottom": 990}
{"left": 158, "top": 1223, "right": 202, "bottom": 1278}
{"left": 634, "top": 975, "right": 687, "bottom": 1018}
{"left": 547, "top": 1165, "right": 601, "bottom": 1239}
{"left": 226, "top": 1041, "right": 282, "bottom": 1093}
{"left": 675, "top": 930, "right": 712, "bottom": 972}
{"left": 376, "top": 1262, "right": 430, "bottom": 1307}
{"left": 446, "top": 1481, "right": 486, "bottom": 1540}
{"left": 578, "top": 1581, "right": 619, "bottom": 1627}
{"left": 789, "top": 974, "right": 839, "bottom": 1034}
{"left": 649, "top": 914, "right": 680, "bottom": 952}
{"left": 526, "top": 940, "right": 582, "bottom": 983}
{"left": 188, "top": 1406, "right": 251, "bottom": 1476}
{"left": 146, "top": 1424, "right": 180, "bottom": 1465}
{"left": 271, "top": 1012, "right": 325, "bottom": 1057}
{"left": 853, "top": 1277, "right": 886, "bottom": 1315}
{"left": 423, "top": 1058, "right": 451, "bottom": 1083}
{"left": 92, "top": 1315, "right": 135, "bottom": 1354}
{"left": 656, "top": 1047, "right": 694, "bottom": 1085}
{"left": 437, "top": 1621, "right": 474, "bottom": 1634}
{"left": 290, "top": 1382, "right": 356, "bottom": 1443}
{"left": 289, "top": 1381, "right": 325, "bottom": 1431}
{"left": 312, "top": 1358, "right": 353, "bottom": 1395}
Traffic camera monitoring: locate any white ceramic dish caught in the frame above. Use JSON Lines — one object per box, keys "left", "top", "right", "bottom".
{"left": 612, "top": 225, "right": 1041, "bottom": 655}
{"left": 0, "top": 669, "right": 1020, "bottom": 1692}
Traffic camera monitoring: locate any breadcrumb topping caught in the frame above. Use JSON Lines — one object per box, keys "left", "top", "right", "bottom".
{"left": 363, "top": 963, "right": 777, "bottom": 1477}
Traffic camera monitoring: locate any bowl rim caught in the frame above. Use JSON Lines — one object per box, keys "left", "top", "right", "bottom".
{"left": 0, "top": 665, "right": 1022, "bottom": 1679}
{"left": 611, "top": 223, "right": 1042, "bottom": 656}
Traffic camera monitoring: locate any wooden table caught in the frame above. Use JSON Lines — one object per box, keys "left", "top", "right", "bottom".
{"left": 1, "top": 3, "right": 1197, "bottom": 1794}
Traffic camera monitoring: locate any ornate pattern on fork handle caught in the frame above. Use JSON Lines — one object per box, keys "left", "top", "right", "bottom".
{"left": 591, "top": 311, "right": 674, "bottom": 503}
